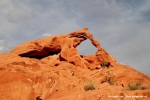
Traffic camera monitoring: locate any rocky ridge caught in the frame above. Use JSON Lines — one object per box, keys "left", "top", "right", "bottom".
{"left": 0, "top": 28, "right": 150, "bottom": 100}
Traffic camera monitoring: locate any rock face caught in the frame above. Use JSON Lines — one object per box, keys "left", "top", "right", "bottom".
{"left": 0, "top": 28, "right": 150, "bottom": 100}
{"left": 11, "top": 28, "right": 115, "bottom": 70}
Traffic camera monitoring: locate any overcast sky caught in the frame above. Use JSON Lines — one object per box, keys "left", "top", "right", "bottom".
{"left": 0, "top": 0, "right": 150, "bottom": 75}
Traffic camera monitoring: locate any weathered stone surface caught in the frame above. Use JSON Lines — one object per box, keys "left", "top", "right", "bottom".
{"left": 11, "top": 28, "right": 114, "bottom": 70}
{"left": 0, "top": 28, "right": 150, "bottom": 100}
{"left": 11, "top": 28, "right": 100, "bottom": 59}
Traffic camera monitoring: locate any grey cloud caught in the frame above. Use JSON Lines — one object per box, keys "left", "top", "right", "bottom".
{"left": 42, "top": 33, "right": 53, "bottom": 37}
{"left": 0, "top": 17, "right": 18, "bottom": 39}
{"left": 142, "top": 10, "right": 150, "bottom": 21}
{"left": 0, "top": 0, "right": 33, "bottom": 23}
{"left": 77, "top": 39, "right": 98, "bottom": 56}
{"left": 67, "top": 0, "right": 123, "bottom": 23}
{"left": 139, "top": 1, "right": 150, "bottom": 22}
{"left": 0, "top": 39, "right": 12, "bottom": 53}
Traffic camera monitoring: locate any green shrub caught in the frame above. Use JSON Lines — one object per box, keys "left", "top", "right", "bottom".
{"left": 103, "top": 72, "right": 116, "bottom": 85}
{"left": 128, "top": 82, "right": 141, "bottom": 90}
{"left": 128, "top": 82, "right": 149, "bottom": 91}
{"left": 104, "top": 76, "right": 116, "bottom": 85}
{"left": 84, "top": 84, "right": 95, "bottom": 91}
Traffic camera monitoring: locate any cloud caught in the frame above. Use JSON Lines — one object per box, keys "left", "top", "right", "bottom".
{"left": 71, "top": 0, "right": 123, "bottom": 20}
{"left": 0, "top": 40, "right": 4, "bottom": 52}
{"left": 0, "top": 46, "right": 4, "bottom": 52}
{"left": 42, "top": 33, "right": 53, "bottom": 37}
{"left": 0, "top": 39, "right": 12, "bottom": 53}
{"left": 0, "top": 0, "right": 33, "bottom": 23}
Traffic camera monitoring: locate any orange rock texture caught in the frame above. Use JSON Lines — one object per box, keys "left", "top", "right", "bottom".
{"left": 0, "top": 28, "right": 150, "bottom": 100}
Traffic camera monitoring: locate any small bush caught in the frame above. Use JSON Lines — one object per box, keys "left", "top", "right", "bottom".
{"left": 84, "top": 84, "right": 95, "bottom": 91}
{"left": 128, "top": 82, "right": 149, "bottom": 91}
{"left": 102, "top": 72, "right": 116, "bottom": 85}
{"left": 128, "top": 82, "right": 141, "bottom": 90}
{"left": 105, "top": 76, "right": 116, "bottom": 85}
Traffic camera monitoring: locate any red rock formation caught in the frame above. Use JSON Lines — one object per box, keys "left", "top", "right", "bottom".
{"left": 0, "top": 28, "right": 150, "bottom": 100}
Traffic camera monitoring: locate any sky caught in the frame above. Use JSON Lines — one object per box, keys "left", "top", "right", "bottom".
{"left": 0, "top": 0, "right": 150, "bottom": 75}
